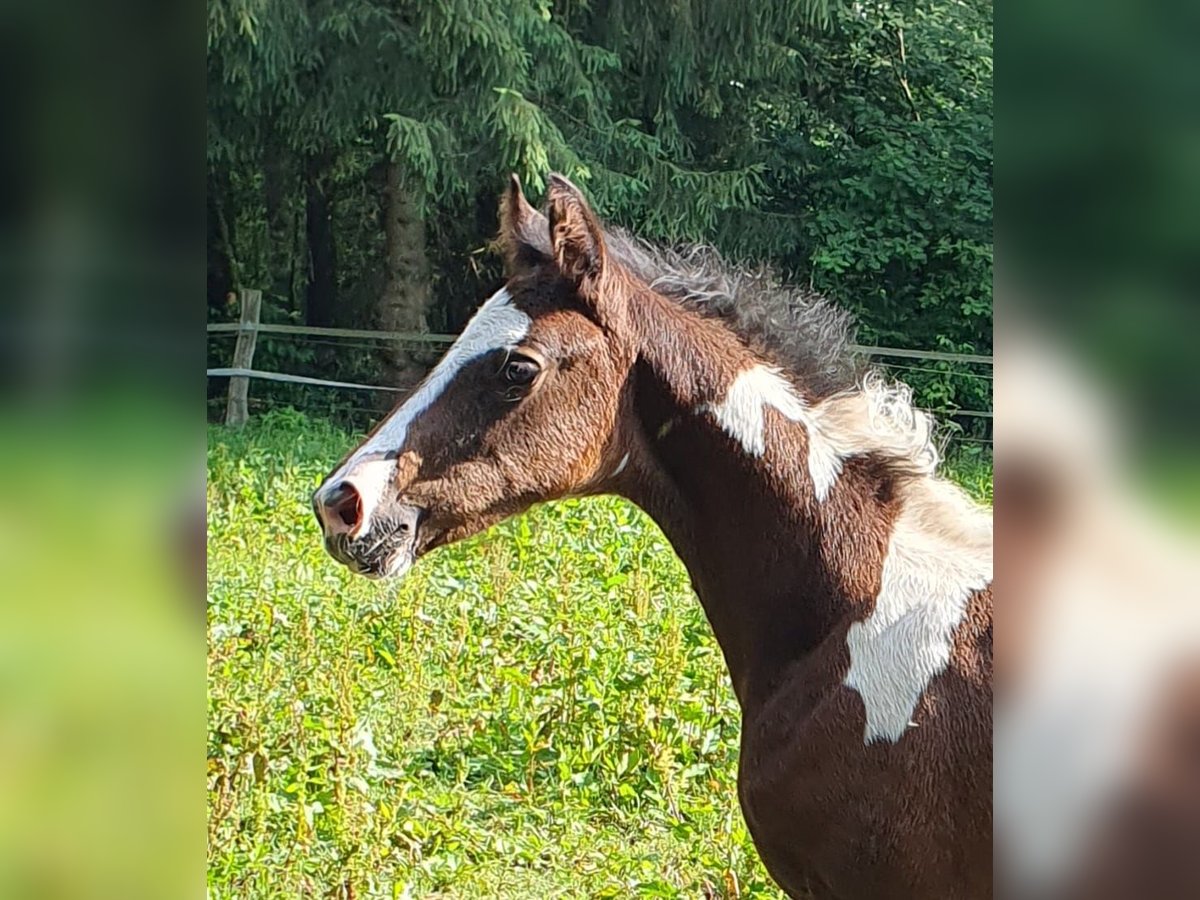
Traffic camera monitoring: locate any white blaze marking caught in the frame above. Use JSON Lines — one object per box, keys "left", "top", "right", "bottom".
{"left": 317, "top": 288, "right": 531, "bottom": 535}
{"left": 701, "top": 365, "right": 842, "bottom": 500}
{"left": 844, "top": 480, "right": 992, "bottom": 742}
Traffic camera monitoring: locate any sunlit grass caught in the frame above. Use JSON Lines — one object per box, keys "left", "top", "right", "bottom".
{"left": 207, "top": 409, "right": 992, "bottom": 898}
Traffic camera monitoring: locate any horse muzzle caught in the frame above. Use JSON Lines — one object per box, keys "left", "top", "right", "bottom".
{"left": 313, "top": 480, "right": 425, "bottom": 579}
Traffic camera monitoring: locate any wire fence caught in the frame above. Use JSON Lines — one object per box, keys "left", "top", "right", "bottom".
{"left": 207, "top": 290, "right": 992, "bottom": 451}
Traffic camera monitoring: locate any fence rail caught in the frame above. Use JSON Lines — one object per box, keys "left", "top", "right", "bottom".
{"left": 206, "top": 367, "right": 403, "bottom": 393}
{"left": 207, "top": 321, "right": 457, "bottom": 344}
{"left": 206, "top": 321, "right": 992, "bottom": 366}
{"left": 208, "top": 290, "right": 993, "bottom": 426}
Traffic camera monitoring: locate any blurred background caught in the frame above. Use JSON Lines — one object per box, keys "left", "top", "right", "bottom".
{"left": 0, "top": 0, "right": 198, "bottom": 897}
{"left": 998, "top": 1, "right": 1200, "bottom": 897}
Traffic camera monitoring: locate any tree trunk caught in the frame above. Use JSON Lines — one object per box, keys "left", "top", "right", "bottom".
{"left": 377, "top": 161, "right": 432, "bottom": 389}
{"left": 207, "top": 167, "right": 240, "bottom": 406}
{"left": 263, "top": 121, "right": 295, "bottom": 314}
{"left": 207, "top": 168, "right": 237, "bottom": 317}
{"left": 304, "top": 153, "right": 338, "bottom": 327}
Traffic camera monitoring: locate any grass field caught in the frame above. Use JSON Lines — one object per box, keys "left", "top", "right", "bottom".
{"left": 207, "top": 410, "right": 992, "bottom": 899}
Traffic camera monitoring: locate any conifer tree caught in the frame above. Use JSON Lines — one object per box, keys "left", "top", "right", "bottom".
{"left": 207, "top": 0, "right": 991, "bottom": 413}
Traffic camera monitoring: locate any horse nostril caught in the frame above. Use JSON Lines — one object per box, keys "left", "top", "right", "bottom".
{"left": 318, "top": 481, "right": 362, "bottom": 536}
{"left": 331, "top": 483, "right": 360, "bottom": 527}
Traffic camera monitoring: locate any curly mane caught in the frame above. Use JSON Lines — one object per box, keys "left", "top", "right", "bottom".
{"left": 602, "top": 229, "right": 951, "bottom": 480}
{"left": 604, "top": 231, "right": 866, "bottom": 400}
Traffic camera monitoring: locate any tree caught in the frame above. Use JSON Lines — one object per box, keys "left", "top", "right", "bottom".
{"left": 207, "top": 0, "right": 992, "bottom": 420}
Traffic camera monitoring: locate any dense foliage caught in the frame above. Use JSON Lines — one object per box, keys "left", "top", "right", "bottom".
{"left": 207, "top": 411, "right": 992, "bottom": 898}
{"left": 207, "top": 0, "right": 991, "bottom": 423}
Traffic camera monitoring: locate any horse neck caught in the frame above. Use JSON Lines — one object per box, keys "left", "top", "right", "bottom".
{"left": 615, "top": 290, "right": 899, "bottom": 708}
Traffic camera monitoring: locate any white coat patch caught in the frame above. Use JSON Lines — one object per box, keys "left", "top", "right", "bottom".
{"left": 703, "top": 364, "right": 991, "bottom": 744}
{"left": 701, "top": 365, "right": 843, "bottom": 500}
{"left": 843, "top": 479, "right": 993, "bottom": 742}
{"left": 610, "top": 452, "right": 631, "bottom": 478}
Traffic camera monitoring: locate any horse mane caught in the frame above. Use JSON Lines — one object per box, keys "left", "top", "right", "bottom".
{"left": 602, "top": 229, "right": 946, "bottom": 480}
{"left": 604, "top": 231, "right": 863, "bottom": 398}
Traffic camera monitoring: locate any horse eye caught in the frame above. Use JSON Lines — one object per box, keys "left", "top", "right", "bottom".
{"left": 502, "top": 356, "right": 540, "bottom": 386}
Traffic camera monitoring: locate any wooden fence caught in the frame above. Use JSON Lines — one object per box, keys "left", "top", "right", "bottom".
{"left": 209, "top": 288, "right": 993, "bottom": 429}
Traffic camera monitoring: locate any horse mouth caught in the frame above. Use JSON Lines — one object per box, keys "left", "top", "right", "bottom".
{"left": 374, "top": 545, "right": 416, "bottom": 580}
{"left": 327, "top": 512, "right": 430, "bottom": 580}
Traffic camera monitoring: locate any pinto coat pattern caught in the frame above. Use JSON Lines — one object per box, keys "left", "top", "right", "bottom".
{"left": 313, "top": 174, "right": 994, "bottom": 899}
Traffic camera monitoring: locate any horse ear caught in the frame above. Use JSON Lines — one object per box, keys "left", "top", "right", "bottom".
{"left": 546, "top": 173, "right": 608, "bottom": 295}
{"left": 499, "top": 174, "right": 550, "bottom": 272}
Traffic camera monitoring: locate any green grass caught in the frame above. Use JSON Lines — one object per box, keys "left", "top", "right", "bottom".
{"left": 207, "top": 409, "right": 992, "bottom": 899}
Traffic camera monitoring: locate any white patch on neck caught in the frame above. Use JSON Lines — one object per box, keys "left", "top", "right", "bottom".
{"left": 701, "top": 363, "right": 989, "bottom": 743}
{"left": 844, "top": 478, "right": 993, "bottom": 742}
{"left": 701, "top": 365, "right": 842, "bottom": 500}
{"left": 701, "top": 366, "right": 938, "bottom": 504}
{"left": 317, "top": 288, "right": 530, "bottom": 534}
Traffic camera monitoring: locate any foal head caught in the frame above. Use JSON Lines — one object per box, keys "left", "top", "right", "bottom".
{"left": 313, "top": 175, "right": 640, "bottom": 577}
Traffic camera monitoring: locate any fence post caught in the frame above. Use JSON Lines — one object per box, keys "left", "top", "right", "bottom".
{"left": 225, "top": 289, "right": 262, "bottom": 426}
